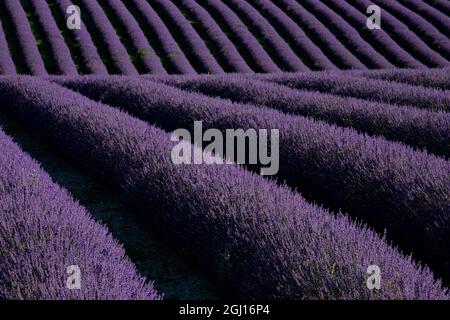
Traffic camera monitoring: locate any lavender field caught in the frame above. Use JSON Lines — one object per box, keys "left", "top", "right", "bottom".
{"left": 0, "top": 0, "right": 449, "bottom": 301}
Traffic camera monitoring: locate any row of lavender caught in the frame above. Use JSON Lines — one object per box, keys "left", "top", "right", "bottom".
{"left": 0, "top": 123, "right": 160, "bottom": 299}
{"left": 0, "top": 0, "right": 449, "bottom": 75}
{"left": 0, "top": 76, "right": 448, "bottom": 299}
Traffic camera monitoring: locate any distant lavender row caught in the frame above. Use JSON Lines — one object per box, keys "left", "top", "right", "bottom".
{"left": 152, "top": 0, "right": 223, "bottom": 74}
{"left": 102, "top": 0, "right": 166, "bottom": 74}
{"left": 255, "top": 72, "right": 450, "bottom": 111}
{"left": 299, "top": 0, "right": 394, "bottom": 69}
{"left": 197, "top": 0, "right": 280, "bottom": 72}
{"left": 224, "top": 0, "right": 308, "bottom": 71}
{"left": 30, "top": 0, "right": 77, "bottom": 75}
{"left": 400, "top": 0, "right": 450, "bottom": 37}
{"left": 54, "top": 0, "right": 107, "bottom": 75}
{"left": 425, "top": 0, "right": 450, "bottom": 16}
{"left": 173, "top": 0, "right": 252, "bottom": 73}
{"left": 0, "top": 127, "right": 159, "bottom": 300}
{"left": 78, "top": 0, "right": 137, "bottom": 75}
{"left": 248, "top": 0, "right": 337, "bottom": 70}
{"left": 358, "top": 68, "right": 450, "bottom": 90}
{"left": 273, "top": 0, "right": 367, "bottom": 70}
{"left": 0, "top": 19, "right": 15, "bottom": 74}
{"left": 159, "top": 75, "right": 449, "bottom": 157}
{"left": 322, "top": 0, "right": 424, "bottom": 68}
{"left": 1, "top": 77, "right": 447, "bottom": 299}
{"left": 127, "top": 0, "right": 195, "bottom": 74}
{"left": 372, "top": 0, "right": 450, "bottom": 58}
{"left": 351, "top": 0, "right": 449, "bottom": 68}
{"left": 3, "top": 0, "right": 47, "bottom": 75}
{"left": 54, "top": 76, "right": 450, "bottom": 283}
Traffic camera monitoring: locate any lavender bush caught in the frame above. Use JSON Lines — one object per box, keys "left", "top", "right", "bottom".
{"left": 406, "top": 0, "right": 450, "bottom": 36}
{"left": 0, "top": 76, "right": 447, "bottom": 299}
{"left": 0, "top": 127, "right": 160, "bottom": 300}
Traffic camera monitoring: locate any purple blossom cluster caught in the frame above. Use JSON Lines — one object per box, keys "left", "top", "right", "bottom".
{"left": 0, "top": 126, "right": 160, "bottom": 300}
{"left": 0, "top": 76, "right": 448, "bottom": 300}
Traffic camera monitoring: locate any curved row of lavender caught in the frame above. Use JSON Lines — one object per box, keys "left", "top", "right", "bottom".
{"left": 102, "top": 0, "right": 166, "bottom": 74}
{"left": 298, "top": 0, "right": 394, "bottom": 69}
{"left": 127, "top": 0, "right": 196, "bottom": 74}
{"left": 152, "top": 0, "right": 223, "bottom": 74}
{"left": 223, "top": 0, "right": 308, "bottom": 71}
{"left": 322, "top": 0, "right": 424, "bottom": 68}
{"left": 351, "top": 0, "right": 449, "bottom": 68}
{"left": 54, "top": 0, "right": 107, "bottom": 75}
{"left": 254, "top": 72, "right": 450, "bottom": 111}
{"left": 0, "top": 76, "right": 447, "bottom": 299}
{"left": 197, "top": 0, "right": 280, "bottom": 73}
{"left": 0, "top": 19, "right": 15, "bottom": 75}
{"left": 29, "top": 0, "right": 77, "bottom": 75}
{"left": 0, "top": 127, "right": 160, "bottom": 300}
{"left": 373, "top": 0, "right": 450, "bottom": 56}
{"left": 173, "top": 0, "right": 252, "bottom": 73}
{"left": 248, "top": 0, "right": 337, "bottom": 70}
{"left": 357, "top": 67, "right": 450, "bottom": 90}
{"left": 157, "top": 75, "right": 449, "bottom": 157}
{"left": 273, "top": 0, "right": 367, "bottom": 70}
{"left": 53, "top": 76, "right": 450, "bottom": 283}
{"left": 400, "top": 0, "right": 450, "bottom": 37}
{"left": 77, "top": 0, "right": 137, "bottom": 75}
{"left": 2, "top": 0, "right": 47, "bottom": 75}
